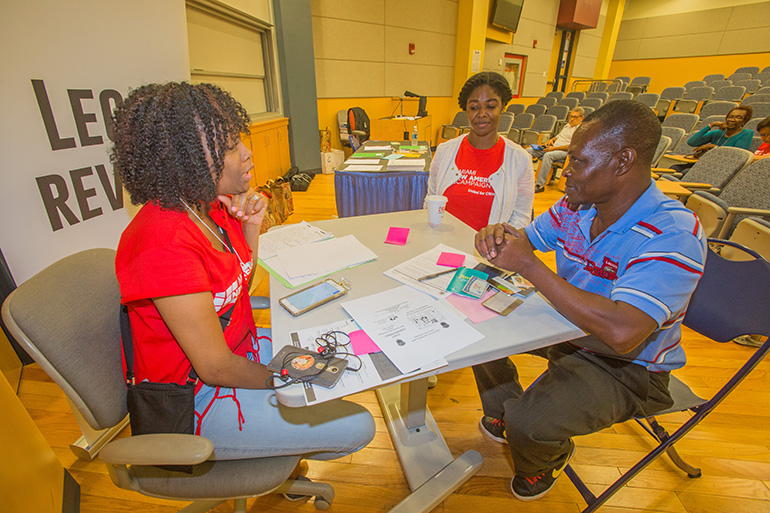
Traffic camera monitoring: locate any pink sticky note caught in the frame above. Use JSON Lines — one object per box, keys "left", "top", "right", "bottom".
{"left": 445, "top": 289, "right": 499, "bottom": 323}
{"left": 437, "top": 252, "right": 465, "bottom": 267}
{"left": 385, "top": 227, "right": 410, "bottom": 246}
{"left": 350, "top": 330, "right": 381, "bottom": 355}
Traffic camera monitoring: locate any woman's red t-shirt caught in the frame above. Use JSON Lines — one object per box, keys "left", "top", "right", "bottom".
{"left": 444, "top": 137, "right": 505, "bottom": 231}
{"left": 116, "top": 202, "right": 257, "bottom": 388}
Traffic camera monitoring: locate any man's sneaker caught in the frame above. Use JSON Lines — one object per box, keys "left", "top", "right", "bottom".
{"left": 479, "top": 416, "right": 507, "bottom": 444}
{"left": 511, "top": 440, "right": 576, "bottom": 501}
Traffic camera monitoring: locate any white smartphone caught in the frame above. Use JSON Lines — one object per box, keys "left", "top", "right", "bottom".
{"left": 279, "top": 279, "right": 349, "bottom": 317}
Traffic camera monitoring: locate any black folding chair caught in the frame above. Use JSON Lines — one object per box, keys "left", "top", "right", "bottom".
{"left": 565, "top": 239, "right": 770, "bottom": 512}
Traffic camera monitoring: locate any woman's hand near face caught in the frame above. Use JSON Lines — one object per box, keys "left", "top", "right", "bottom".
{"left": 709, "top": 121, "right": 726, "bottom": 130}
{"left": 218, "top": 189, "right": 267, "bottom": 227}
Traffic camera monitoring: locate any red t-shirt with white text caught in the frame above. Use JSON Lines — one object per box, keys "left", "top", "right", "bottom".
{"left": 443, "top": 137, "right": 504, "bottom": 231}
{"left": 116, "top": 202, "right": 257, "bottom": 389}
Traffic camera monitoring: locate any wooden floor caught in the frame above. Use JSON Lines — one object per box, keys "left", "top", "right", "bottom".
{"left": 19, "top": 174, "right": 770, "bottom": 513}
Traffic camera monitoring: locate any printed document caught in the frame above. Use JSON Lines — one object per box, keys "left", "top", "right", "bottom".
{"left": 277, "top": 234, "right": 377, "bottom": 279}
{"left": 258, "top": 221, "right": 332, "bottom": 260}
{"left": 384, "top": 243, "right": 479, "bottom": 299}
{"left": 285, "top": 319, "right": 447, "bottom": 405}
{"left": 341, "top": 286, "right": 483, "bottom": 373}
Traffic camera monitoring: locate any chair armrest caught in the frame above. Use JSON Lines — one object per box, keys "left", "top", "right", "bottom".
{"left": 726, "top": 207, "right": 770, "bottom": 217}
{"left": 678, "top": 182, "right": 714, "bottom": 190}
{"left": 99, "top": 434, "right": 213, "bottom": 466}
{"left": 250, "top": 296, "right": 270, "bottom": 310}
{"left": 651, "top": 167, "right": 677, "bottom": 174}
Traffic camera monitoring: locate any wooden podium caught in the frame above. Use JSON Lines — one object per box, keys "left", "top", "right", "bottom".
{"left": 370, "top": 115, "right": 432, "bottom": 145}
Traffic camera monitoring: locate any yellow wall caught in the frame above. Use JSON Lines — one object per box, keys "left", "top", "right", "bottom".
{"left": 609, "top": 52, "right": 770, "bottom": 93}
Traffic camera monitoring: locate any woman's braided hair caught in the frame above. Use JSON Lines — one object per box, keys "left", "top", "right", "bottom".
{"left": 111, "top": 82, "right": 250, "bottom": 211}
{"left": 457, "top": 71, "right": 513, "bottom": 109}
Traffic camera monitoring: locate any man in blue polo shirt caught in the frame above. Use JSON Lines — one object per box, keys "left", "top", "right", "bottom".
{"left": 472, "top": 100, "right": 707, "bottom": 502}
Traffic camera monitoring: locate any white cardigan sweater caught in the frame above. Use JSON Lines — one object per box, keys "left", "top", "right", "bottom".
{"left": 427, "top": 134, "right": 534, "bottom": 229}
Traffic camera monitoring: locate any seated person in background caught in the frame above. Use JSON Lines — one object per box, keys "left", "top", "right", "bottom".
{"left": 428, "top": 71, "right": 534, "bottom": 231}
{"left": 472, "top": 100, "right": 707, "bottom": 501}
{"left": 113, "top": 82, "right": 374, "bottom": 476}
{"left": 753, "top": 116, "right": 770, "bottom": 160}
{"left": 672, "top": 105, "right": 753, "bottom": 174}
{"left": 528, "top": 107, "right": 585, "bottom": 193}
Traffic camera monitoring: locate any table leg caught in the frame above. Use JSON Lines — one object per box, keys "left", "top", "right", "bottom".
{"left": 377, "top": 379, "right": 483, "bottom": 512}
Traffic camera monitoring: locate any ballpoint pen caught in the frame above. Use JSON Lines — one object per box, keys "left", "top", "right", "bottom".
{"left": 417, "top": 267, "right": 459, "bottom": 282}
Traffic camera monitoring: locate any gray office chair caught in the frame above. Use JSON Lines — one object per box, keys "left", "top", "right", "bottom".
{"left": 662, "top": 112, "right": 699, "bottom": 133}
{"left": 651, "top": 135, "right": 672, "bottom": 168}
{"left": 707, "top": 79, "right": 732, "bottom": 92}
{"left": 524, "top": 103, "right": 547, "bottom": 117}
{"left": 1, "top": 248, "right": 335, "bottom": 512}
{"left": 702, "top": 73, "right": 725, "bottom": 84}
{"left": 606, "top": 92, "right": 633, "bottom": 102}
{"left": 748, "top": 102, "right": 770, "bottom": 119}
{"left": 579, "top": 106, "right": 594, "bottom": 117}
{"left": 757, "top": 73, "right": 770, "bottom": 86}
{"left": 506, "top": 103, "right": 525, "bottom": 115}
{"left": 536, "top": 96, "right": 557, "bottom": 108}
{"left": 579, "top": 97, "right": 604, "bottom": 111}
{"left": 659, "top": 146, "right": 754, "bottom": 194}
{"left": 634, "top": 93, "right": 660, "bottom": 109}
{"left": 735, "top": 79, "right": 760, "bottom": 96}
{"left": 684, "top": 80, "right": 706, "bottom": 91}
{"left": 743, "top": 94, "right": 770, "bottom": 105}
{"left": 545, "top": 91, "right": 564, "bottom": 101}
{"left": 337, "top": 110, "right": 350, "bottom": 148}
{"left": 506, "top": 112, "right": 535, "bottom": 144}
{"left": 626, "top": 76, "right": 651, "bottom": 96}
{"left": 520, "top": 114, "right": 557, "bottom": 147}
{"left": 565, "top": 91, "right": 586, "bottom": 103}
{"left": 757, "top": 87, "right": 770, "bottom": 95}
{"left": 728, "top": 72, "right": 753, "bottom": 83}
{"left": 734, "top": 66, "right": 759, "bottom": 77}
{"left": 673, "top": 86, "right": 714, "bottom": 114}
{"left": 749, "top": 135, "right": 763, "bottom": 153}
{"left": 710, "top": 86, "right": 746, "bottom": 103}
{"left": 497, "top": 112, "right": 515, "bottom": 136}
{"left": 698, "top": 101, "right": 738, "bottom": 120}
{"left": 744, "top": 118, "right": 762, "bottom": 132}
{"left": 546, "top": 104, "right": 569, "bottom": 121}
{"left": 586, "top": 91, "right": 609, "bottom": 103}
{"left": 557, "top": 97, "right": 579, "bottom": 110}
{"left": 660, "top": 126, "right": 686, "bottom": 153}
{"left": 441, "top": 111, "right": 469, "bottom": 140}
{"left": 655, "top": 87, "right": 685, "bottom": 117}
{"left": 686, "top": 158, "right": 770, "bottom": 238}
{"left": 693, "top": 114, "right": 725, "bottom": 132}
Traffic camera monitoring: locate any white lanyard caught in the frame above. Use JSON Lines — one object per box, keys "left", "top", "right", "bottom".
{"left": 181, "top": 199, "right": 251, "bottom": 276}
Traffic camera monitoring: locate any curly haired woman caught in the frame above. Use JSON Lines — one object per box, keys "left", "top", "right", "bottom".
{"left": 113, "top": 82, "right": 374, "bottom": 470}
{"left": 428, "top": 71, "right": 534, "bottom": 231}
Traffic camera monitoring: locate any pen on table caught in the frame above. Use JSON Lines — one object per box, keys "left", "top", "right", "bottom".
{"left": 417, "top": 268, "right": 458, "bottom": 282}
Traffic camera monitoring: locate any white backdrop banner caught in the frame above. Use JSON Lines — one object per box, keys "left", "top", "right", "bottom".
{"left": 0, "top": 0, "right": 189, "bottom": 283}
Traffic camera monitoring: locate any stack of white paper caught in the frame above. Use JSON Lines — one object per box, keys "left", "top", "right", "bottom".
{"left": 269, "top": 235, "right": 377, "bottom": 287}
{"left": 384, "top": 243, "right": 479, "bottom": 299}
{"left": 258, "top": 221, "right": 332, "bottom": 260}
{"left": 387, "top": 158, "right": 426, "bottom": 170}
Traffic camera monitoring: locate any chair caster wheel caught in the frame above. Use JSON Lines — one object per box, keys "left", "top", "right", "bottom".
{"left": 314, "top": 498, "right": 331, "bottom": 510}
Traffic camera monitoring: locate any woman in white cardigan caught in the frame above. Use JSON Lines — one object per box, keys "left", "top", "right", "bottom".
{"left": 428, "top": 72, "right": 534, "bottom": 231}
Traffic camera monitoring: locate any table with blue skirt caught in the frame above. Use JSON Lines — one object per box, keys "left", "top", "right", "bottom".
{"left": 334, "top": 140, "right": 431, "bottom": 218}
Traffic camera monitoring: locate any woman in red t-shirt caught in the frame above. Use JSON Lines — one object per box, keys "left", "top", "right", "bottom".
{"left": 112, "top": 83, "right": 373, "bottom": 469}
{"left": 754, "top": 116, "right": 770, "bottom": 161}
{"left": 428, "top": 72, "right": 534, "bottom": 231}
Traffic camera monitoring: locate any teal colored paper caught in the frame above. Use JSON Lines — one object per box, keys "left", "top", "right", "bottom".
{"left": 446, "top": 267, "right": 490, "bottom": 298}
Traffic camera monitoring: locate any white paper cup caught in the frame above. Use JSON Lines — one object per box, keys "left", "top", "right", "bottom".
{"left": 426, "top": 195, "right": 448, "bottom": 226}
